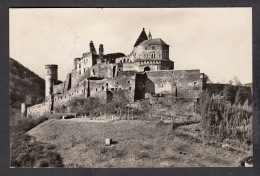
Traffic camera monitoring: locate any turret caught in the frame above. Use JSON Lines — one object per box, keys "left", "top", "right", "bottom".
{"left": 99, "top": 44, "right": 104, "bottom": 58}
{"left": 148, "top": 31, "right": 152, "bottom": 40}
{"left": 45, "top": 64, "right": 58, "bottom": 97}
{"left": 90, "top": 41, "right": 97, "bottom": 55}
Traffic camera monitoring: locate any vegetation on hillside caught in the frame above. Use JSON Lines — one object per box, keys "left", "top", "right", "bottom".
{"left": 10, "top": 109, "right": 63, "bottom": 167}
{"left": 9, "top": 58, "right": 45, "bottom": 108}
{"left": 201, "top": 85, "right": 253, "bottom": 144}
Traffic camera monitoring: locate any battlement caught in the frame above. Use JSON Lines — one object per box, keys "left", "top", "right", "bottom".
{"left": 45, "top": 64, "right": 58, "bottom": 69}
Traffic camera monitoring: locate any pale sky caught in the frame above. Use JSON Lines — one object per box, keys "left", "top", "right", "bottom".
{"left": 10, "top": 8, "right": 252, "bottom": 83}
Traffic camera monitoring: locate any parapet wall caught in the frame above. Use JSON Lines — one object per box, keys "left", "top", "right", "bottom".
{"left": 27, "top": 99, "right": 52, "bottom": 118}
{"left": 145, "top": 70, "right": 203, "bottom": 98}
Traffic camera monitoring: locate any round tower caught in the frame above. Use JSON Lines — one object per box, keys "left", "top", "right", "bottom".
{"left": 45, "top": 64, "right": 58, "bottom": 97}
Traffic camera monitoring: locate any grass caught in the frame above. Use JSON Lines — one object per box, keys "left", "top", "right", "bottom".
{"left": 10, "top": 108, "right": 64, "bottom": 168}
{"left": 27, "top": 118, "right": 252, "bottom": 167}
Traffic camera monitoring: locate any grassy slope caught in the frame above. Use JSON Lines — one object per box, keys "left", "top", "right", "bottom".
{"left": 27, "top": 119, "right": 251, "bottom": 167}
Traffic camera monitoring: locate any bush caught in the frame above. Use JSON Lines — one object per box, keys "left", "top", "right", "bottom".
{"left": 36, "top": 159, "right": 49, "bottom": 167}
{"left": 10, "top": 111, "right": 63, "bottom": 168}
{"left": 201, "top": 91, "right": 252, "bottom": 143}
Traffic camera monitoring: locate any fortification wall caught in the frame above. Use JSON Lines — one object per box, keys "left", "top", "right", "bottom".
{"left": 90, "top": 63, "right": 118, "bottom": 78}
{"left": 27, "top": 100, "right": 52, "bottom": 118}
{"left": 53, "top": 82, "right": 65, "bottom": 94}
{"left": 70, "top": 69, "right": 90, "bottom": 89}
{"left": 145, "top": 70, "right": 203, "bottom": 98}
{"left": 122, "top": 62, "right": 136, "bottom": 71}
{"left": 53, "top": 80, "right": 88, "bottom": 110}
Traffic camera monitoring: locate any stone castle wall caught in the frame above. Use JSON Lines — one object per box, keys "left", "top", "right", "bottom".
{"left": 145, "top": 70, "right": 203, "bottom": 98}
{"left": 27, "top": 99, "right": 52, "bottom": 118}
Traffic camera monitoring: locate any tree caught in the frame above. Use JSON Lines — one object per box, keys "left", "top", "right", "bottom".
{"left": 24, "top": 95, "right": 32, "bottom": 106}
{"left": 233, "top": 76, "right": 242, "bottom": 86}
{"left": 203, "top": 74, "right": 211, "bottom": 84}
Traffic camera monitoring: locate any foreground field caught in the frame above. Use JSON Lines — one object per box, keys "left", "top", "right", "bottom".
{"left": 28, "top": 118, "right": 251, "bottom": 167}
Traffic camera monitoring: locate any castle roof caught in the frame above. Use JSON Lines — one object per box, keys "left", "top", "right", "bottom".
{"left": 139, "top": 38, "right": 168, "bottom": 46}
{"left": 134, "top": 28, "right": 148, "bottom": 47}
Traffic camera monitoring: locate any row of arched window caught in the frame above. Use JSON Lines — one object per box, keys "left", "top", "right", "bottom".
{"left": 139, "top": 60, "right": 161, "bottom": 64}
{"left": 119, "top": 58, "right": 132, "bottom": 63}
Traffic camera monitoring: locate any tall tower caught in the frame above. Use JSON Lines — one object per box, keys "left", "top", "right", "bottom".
{"left": 45, "top": 65, "right": 58, "bottom": 97}
{"left": 99, "top": 44, "right": 104, "bottom": 58}
{"left": 89, "top": 41, "right": 97, "bottom": 54}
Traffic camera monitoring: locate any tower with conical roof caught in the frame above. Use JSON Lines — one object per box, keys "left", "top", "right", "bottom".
{"left": 134, "top": 28, "right": 148, "bottom": 47}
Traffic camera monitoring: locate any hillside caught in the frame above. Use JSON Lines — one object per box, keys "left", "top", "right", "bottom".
{"left": 28, "top": 119, "right": 251, "bottom": 167}
{"left": 9, "top": 58, "right": 45, "bottom": 108}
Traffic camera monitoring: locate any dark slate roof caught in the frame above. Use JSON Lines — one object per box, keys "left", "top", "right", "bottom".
{"left": 134, "top": 28, "right": 148, "bottom": 47}
{"left": 139, "top": 38, "right": 168, "bottom": 46}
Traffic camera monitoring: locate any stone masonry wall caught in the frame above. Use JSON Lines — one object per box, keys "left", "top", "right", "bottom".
{"left": 27, "top": 99, "right": 52, "bottom": 118}
{"left": 145, "top": 70, "right": 203, "bottom": 98}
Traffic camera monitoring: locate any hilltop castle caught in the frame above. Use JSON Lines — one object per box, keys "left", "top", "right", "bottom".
{"left": 27, "top": 28, "right": 206, "bottom": 117}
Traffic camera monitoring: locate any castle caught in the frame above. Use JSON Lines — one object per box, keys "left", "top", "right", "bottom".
{"left": 27, "top": 28, "right": 206, "bottom": 117}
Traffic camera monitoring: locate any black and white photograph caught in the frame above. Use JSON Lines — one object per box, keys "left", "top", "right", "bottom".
{"left": 9, "top": 8, "right": 253, "bottom": 168}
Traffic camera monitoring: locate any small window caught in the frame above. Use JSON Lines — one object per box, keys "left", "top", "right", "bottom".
{"left": 119, "top": 87, "right": 121, "bottom": 90}
{"left": 106, "top": 83, "right": 108, "bottom": 86}
{"left": 145, "top": 46, "right": 148, "bottom": 50}
{"left": 65, "top": 96, "right": 66, "bottom": 99}
{"left": 116, "top": 82, "right": 118, "bottom": 84}
{"left": 96, "top": 88, "right": 98, "bottom": 91}
{"left": 115, "top": 88, "right": 117, "bottom": 90}
{"left": 82, "top": 89, "right": 84, "bottom": 92}
{"left": 102, "top": 86, "right": 104, "bottom": 90}
{"left": 152, "top": 46, "right": 155, "bottom": 50}
{"left": 77, "top": 91, "right": 78, "bottom": 94}
{"left": 111, "top": 88, "right": 114, "bottom": 91}
{"left": 129, "top": 87, "right": 132, "bottom": 90}
{"left": 128, "top": 81, "right": 130, "bottom": 83}
{"left": 84, "top": 69, "right": 86, "bottom": 73}
{"left": 47, "top": 70, "right": 49, "bottom": 74}
{"left": 79, "top": 70, "right": 81, "bottom": 75}
{"left": 79, "top": 64, "right": 81, "bottom": 68}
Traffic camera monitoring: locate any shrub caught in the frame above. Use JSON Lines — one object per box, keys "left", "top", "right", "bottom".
{"left": 45, "top": 151, "right": 64, "bottom": 167}
{"left": 10, "top": 111, "right": 63, "bottom": 168}
{"left": 201, "top": 91, "right": 252, "bottom": 143}
{"left": 36, "top": 159, "right": 49, "bottom": 167}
